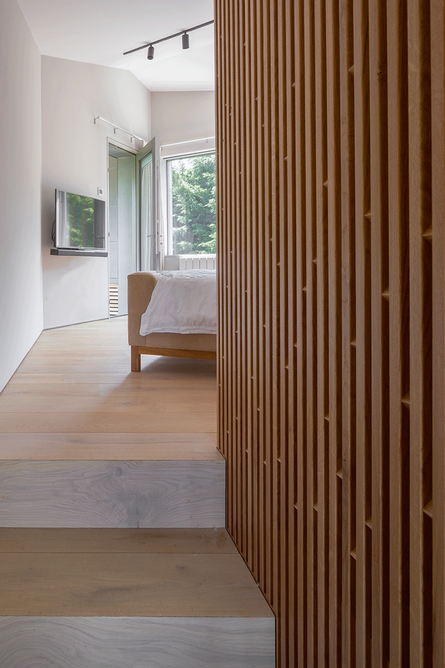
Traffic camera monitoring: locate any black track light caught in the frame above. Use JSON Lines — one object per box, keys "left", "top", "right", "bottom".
{"left": 124, "top": 20, "right": 214, "bottom": 59}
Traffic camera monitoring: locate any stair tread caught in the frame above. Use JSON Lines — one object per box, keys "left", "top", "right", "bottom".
{"left": 0, "top": 432, "right": 223, "bottom": 461}
{"left": 0, "top": 528, "right": 238, "bottom": 554}
{"left": 0, "top": 460, "right": 225, "bottom": 528}
{"left": 0, "top": 529, "right": 273, "bottom": 618}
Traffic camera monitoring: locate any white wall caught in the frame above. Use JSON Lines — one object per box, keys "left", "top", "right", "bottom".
{"left": 151, "top": 92, "right": 215, "bottom": 146}
{"left": 0, "top": 0, "right": 43, "bottom": 392}
{"left": 151, "top": 92, "right": 215, "bottom": 261}
{"left": 41, "top": 56, "right": 151, "bottom": 329}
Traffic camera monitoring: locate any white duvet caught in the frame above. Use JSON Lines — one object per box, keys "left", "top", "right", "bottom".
{"left": 139, "top": 270, "right": 217, "bottom": 336}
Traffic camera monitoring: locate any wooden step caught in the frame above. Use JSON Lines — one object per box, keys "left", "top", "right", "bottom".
{"left": 0, "top": 434, "right": 225, "bottom": 529}
{"left": 0, "top": 528, "right": 275, "bottom": 668}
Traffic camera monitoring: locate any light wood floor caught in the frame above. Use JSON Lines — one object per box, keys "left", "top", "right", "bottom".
{"left": 0, "top": 317, "right": 218, "bottom": 451}
{"left": 0, "top": 317, "right": 223, "bottom": 529}
{"left": 0, "top": 318, "right": 274, "bottom": 666}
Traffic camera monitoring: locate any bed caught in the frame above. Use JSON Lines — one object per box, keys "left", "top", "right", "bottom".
{"left": 127, "top": 271, "right": 217, "bottom": 372}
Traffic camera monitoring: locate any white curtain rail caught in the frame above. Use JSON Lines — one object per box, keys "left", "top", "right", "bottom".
{"left": 94, "top": 116, "right": 147, "bottom": 144}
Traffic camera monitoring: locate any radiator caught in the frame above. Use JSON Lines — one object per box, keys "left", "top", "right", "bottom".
{"left": 164, "top": 255, "right": 217, "bottom": 271}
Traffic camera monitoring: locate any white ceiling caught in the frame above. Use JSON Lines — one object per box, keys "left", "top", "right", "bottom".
{"left": 16, "top": 0, "right": 215, "bottom": 92}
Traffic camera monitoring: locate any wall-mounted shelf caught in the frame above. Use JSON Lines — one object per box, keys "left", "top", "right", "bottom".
{"left": 50, "top": 248, "right": 108, "bottom": 257}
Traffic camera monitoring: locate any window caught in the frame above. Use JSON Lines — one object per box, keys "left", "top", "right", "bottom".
{"left": 167, "top": 152, "right": 216, "bottom": 255}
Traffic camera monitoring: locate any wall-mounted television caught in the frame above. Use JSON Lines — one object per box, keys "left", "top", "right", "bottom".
{"left": 51, "top": 189, "right": 107, "bottom": 256}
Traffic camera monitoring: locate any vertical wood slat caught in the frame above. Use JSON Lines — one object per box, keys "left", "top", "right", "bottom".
{"left": 284, "top": 2, "right": 297, "bottom": 663}
{"left": 408, "top": 1, "right": 433, "bottom": 666}
{"left": 294, "top": 1, "right": 307, "bottom": 665}
{"left": 369, "top": 0, "right": 389, "bottom": 665}
{"left": 325, "top": 0, "right": 342, "bottom": 665}
{"left": 268, "top": 0, "right": 280, "bottom": 621}
{"left": 227, "top": 0, "right": 236, "bottom": 542}
{"left": 262, "top": 0, "right": 273, "bottom": 605}
{"left": 353, "top": 2, "right": 372, "bottom": 666}
{"left": 276, "top": 0, "right": 291, "bottom": 664}
{"left": 248, "top": 0, "right": 260, "bottom": 585}
{"left": 215, "top": 1, "right": 442, "bottom": 666}
{"left": 408, "top": 1, "right": 424, "bottom": 662}
{"left": 303, "top": 3, "right": 317, "bottom": 666}
{"left": 236, "top": 0, "right": 244, "bottom": 563}
{"left": 242, "top": 0, "right": 252, "bottom": 577}
{"left": 387, "top": 1, "right": 410, "bottom": 666}
{"left": 431, "top": 2, "right": 445, "bottom": 667}
{"left": 255, "top": 0, "right": 267, "bottom": 597}
{"left": 339, "top": 1, "right": 356, "bottom": 665}
{"left": 233, "top": 0, "right": 242, "bottom": 560}
{"left": 314, "top": 0, "right": 328, "bottom": 663}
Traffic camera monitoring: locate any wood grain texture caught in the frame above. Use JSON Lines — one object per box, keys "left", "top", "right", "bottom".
{"left": 0, "top": 551, "right": 272, "bottom": 617}
{"left": 1, "top": 320, "right": 217, "bottom": 439}
{"left": 0, "top": 433, "right": 222, "bottom": 461}
{"left": 0, "top": 617, "right": 275, "bottom": 668}
{"left": 0, "top": 413, "right": 216, "bottom": 434}
{"left": 215, "top": 0, "right": 442, "bottom": 665}
{"left": 387, "top": 2, "right": 410, "bottom": 666}
{"left": 0, "top": 395, "right": 216, "bottom": 413}
{"left": 431, "top": 1, "right": 445, "bottom": 666}
{"left": 0, "top": 528, "right": 238, "bottom": 554}
{"left": 134, "top": 345, "right": 217, "bottom": 363}
{"left": 0, "top": 460, "right": 225, "bottom": 528}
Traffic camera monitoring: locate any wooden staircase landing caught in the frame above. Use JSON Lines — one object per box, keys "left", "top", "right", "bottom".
{"left": 0, "top": 433, "right": 225, "bottom": 528}
{"left": 0, "top": 528, "right": 274, "bottom": 668}
{"left": 0, "top": 318, "right": 275, "bottom": 667}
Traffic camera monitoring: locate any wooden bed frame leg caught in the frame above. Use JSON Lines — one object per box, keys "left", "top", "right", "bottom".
{"left": 131, "top": 346, "right": 141, "bottom": 372}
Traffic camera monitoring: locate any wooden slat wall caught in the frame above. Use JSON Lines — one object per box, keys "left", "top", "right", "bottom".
{"left": 215, "top": 1, "right": 445, "bottom": 666}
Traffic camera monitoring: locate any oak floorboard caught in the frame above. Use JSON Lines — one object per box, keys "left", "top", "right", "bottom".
{"left": 0, "top": 617, "right": 275, "bottom": 668}
{"left": 1, "top": 383, "right": 102, "bottom": 397}
{"left": 0, "top": 413, "right": 216, "bottom": 433}
{"left": 0, "top": 551, "right": 272, "bottom": 617}
{"left": 0, "top": 433, "right": 222, "bottom": 461}
{"left": 0, "top": 528, "right": 238, "bottom": 554}
{"left": 0, "top": 395, "right": 216, "bottom": 413}
{"left": 0, "top": 460, "right": 225, "bottom": 528}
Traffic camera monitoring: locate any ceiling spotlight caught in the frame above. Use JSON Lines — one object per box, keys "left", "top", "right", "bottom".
{"left": 124, "top": 20, "right": 214, "bottom": 59}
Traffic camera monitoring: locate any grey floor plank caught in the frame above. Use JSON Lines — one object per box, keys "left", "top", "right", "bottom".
{"left": 0, "top": 617, "right": 275, "bottom": 668}
{"left": 0, "top": 460, "right": 225, "bottom": 528}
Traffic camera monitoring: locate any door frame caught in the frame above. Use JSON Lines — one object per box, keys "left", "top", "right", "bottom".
{"left": 136, "top": 137, "right": 159, "bottom": 272}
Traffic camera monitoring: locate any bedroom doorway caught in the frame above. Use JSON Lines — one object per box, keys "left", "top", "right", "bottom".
{"left": 108, "top": 138, "right": 159, "bottom": 317}
{"left": 108, "top": 142, "right": 137, "bottom": 317}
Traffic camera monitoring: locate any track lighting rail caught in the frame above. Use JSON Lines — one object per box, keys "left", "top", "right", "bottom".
{"left": 123, "top": 20, "right": 214, "bottom": 58}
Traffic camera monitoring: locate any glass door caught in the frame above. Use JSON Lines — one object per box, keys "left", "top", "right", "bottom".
{"left": 137, "top": 138, "right": 158, "bottom": 271}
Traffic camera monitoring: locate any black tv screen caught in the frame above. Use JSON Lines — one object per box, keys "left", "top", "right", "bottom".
{"left": 54, "top": 189, "right": 106, "bottom": 251}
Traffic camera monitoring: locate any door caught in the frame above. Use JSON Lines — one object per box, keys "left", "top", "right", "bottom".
{"left": 137, "top": 138, "right": 159, "bottom": 272}
{"left": 108, "top": 143, "right": 137, "bottom": 316}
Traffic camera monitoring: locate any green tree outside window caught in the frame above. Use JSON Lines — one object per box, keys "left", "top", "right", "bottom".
{"left": 170, "top": 153, "right": 216, "bottom": 254}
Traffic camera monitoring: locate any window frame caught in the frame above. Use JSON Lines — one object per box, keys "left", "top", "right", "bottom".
{"left": 165, "top": 149, "right": 216, "bottom": 257}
